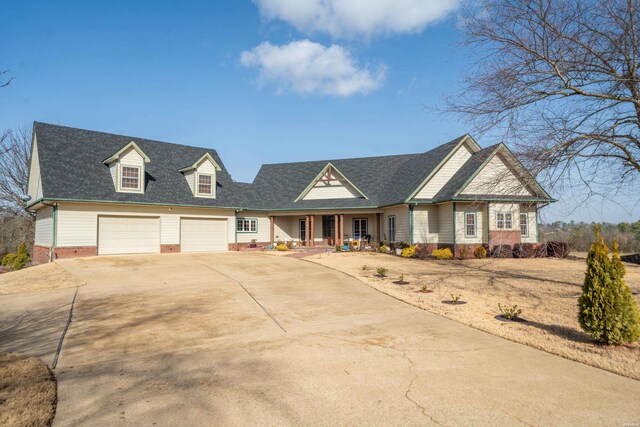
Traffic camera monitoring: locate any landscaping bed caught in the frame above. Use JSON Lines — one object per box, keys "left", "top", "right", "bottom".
{"left": 0, "top": 352, "right": 57, "bottom": 427}
{"left": 306, "top": 252, "right": 640, "bottom": 380}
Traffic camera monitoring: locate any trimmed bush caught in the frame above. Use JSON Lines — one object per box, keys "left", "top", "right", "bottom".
{"left": 401, "top": 245, "right": 416, "bottom": 258}
{"left": 578, "top": 228, "right": 640, "bottom": 345}
{"left": 547, "top": 241, "right": 569, "bottom": 258}
{"left": 1, "top": 242, "right": 31, "bottom": 271}
{"left": 431, "top": 248, "right": 453, "bottom": 259}
{"left": 275, "top": 244, "right": 288, "bottom": 251}
{"left": 474, "top": 245, "right": 487, "bottom": 259}
{"left": 490, "top": 245, "right": 513, "bottom": 258}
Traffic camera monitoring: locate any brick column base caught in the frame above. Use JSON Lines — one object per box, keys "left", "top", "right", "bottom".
{"left": 161, "top": 244, "right": 180, "bottom": 253}
{"left": 33, "top": 245, "right": 51, "bottom": 265}
{"left": 489, "top": 231, "right": 521, "bottom": 247}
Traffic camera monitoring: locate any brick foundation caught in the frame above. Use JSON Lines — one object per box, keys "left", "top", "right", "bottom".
{"left": 489, "top": 230, "right": 521, "bottom": 247}
{"left": 33, "top": 245, "right": 51, "bottom": 265}
{"left": 53, "top": 246, "right": 97, "bottom": 260}
{"left": 454, "top": 244, "right": 486, "bottom": 258}
{"left": 161, "top": 244, "right": 180, "bottom": 253}
{"left": 229, "top": 242, "right": 270, "bottom": 251}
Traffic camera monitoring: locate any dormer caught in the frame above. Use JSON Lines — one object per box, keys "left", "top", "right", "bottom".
{"left": 179, "top": 153, "right": 222, "bottom": 199}
{"left": 103, "top": 141, "right": 150, "bottom": 194}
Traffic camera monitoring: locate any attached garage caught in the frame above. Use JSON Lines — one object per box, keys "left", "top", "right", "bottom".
{"left": 180, "top": 218, "right": 228, "bottom": 252}
{"left": 98, "top": 216, "right": 160, "bottom": 255}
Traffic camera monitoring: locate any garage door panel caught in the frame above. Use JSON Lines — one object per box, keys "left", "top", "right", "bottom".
{"left": 98, "top": 216, "right": 160, "bottom": 255}
{"left": 181, "top": 218, "right": 227, "bottom": 252}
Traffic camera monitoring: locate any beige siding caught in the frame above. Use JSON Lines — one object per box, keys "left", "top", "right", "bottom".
{"left": 35, "top": 206, "right": 53, "bottom": 246}
{"left": 463, "top": 155, "right": 532, "bottom": 196}
{"left": 488, "top": 203, "right": 520, "bottom": 231}
{"left": 454, "top": 202, "right": 486, "bottom": 244}
{"left": 302, "top": 170, "right": 363, "bottom": 200}
{"left": 183, "top": 170, "right": 195, "bottom": 194}
{"left": 413, "top": 145, "right": 472, "bottom": 199}
{"left": 413, "top": 205, "right": 439, "bottom": 244}
{"left": 117, "top": 147, "right": 146, "bottom": 194}
{"left": 438, "top": 203, "right": 453, "bottom": 243}
{"left": 520, "top": 205, "right": 538, "bottom": 243}
{"left": 56, "top": 202, "right": 235, "bottom": 247}
{"left": 27, "top": 136, "right": 43, "bottom": 201}
{"left": 382, "top": 206, "right": 409, "bottom": 242}
{"left": 194, "top": 159, "right": 217, "bottom": 198}
{"left": 274, "top": 217, "right": 294, "bottom": 241}
{"left": 236, "top": 212, "right": 271, "bottom": 243}
{"left": 108, "top": 162, "right": 118, "bottom": 190}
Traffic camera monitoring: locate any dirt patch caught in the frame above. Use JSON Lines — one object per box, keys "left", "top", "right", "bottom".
{"left": 0, "top": 352, "right": 57, "bottom": 427}
{"left": 0, "top": 263, "right": 85, "bottom": 296}
{"left": 307, "top": 252, "right": 640, "bottom": 380}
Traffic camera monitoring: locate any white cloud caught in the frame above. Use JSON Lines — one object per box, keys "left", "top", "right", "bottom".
{"left": 254, "top": 0, "right": 460, "bottom": 39}
{"left": 240, "top": 40, "right": 386, "bottom": 96}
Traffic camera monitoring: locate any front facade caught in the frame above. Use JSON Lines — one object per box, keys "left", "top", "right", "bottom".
{"left": 27, "top": 123, "right": 554, "bottom": 264}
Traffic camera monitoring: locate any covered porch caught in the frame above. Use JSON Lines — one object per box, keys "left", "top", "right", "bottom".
{"left": 267, "top": 210, "right": 383, "bottom": 248}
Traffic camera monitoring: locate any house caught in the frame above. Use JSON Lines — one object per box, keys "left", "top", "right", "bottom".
{"left": 26, "top": 122, "right": 554, "bottom": 264}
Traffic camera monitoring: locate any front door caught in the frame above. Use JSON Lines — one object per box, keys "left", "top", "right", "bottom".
{"left": 322, "top": 215, "right": 335, "bottom": 245}
{"left": 299, "top": 219, "right": 306, "bottom": 245}
{"left": 353, "top": 218, "right": 368, "bottom": 241}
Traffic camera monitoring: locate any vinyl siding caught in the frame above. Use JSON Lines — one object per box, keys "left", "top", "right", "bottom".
{"left": 55, "top": 202, "right": 235, "bottom": 247}
{"left": 183, "top": 170, "right": 195, "bottom": 194}
{"left": 413, "top": 205, "right": 439, "bottom": 244}
{"left": 108, "top": 162, "right": 118, "bottom": 190}
{"left": 520, "top": 205, "right": 538, "bottom": 243}
{"left": 27, "top": 136, "right": 43, "bottom": 201}
{"left": 454, "top": 202, "right": 486, "bottom": 244}
{"left": 236, "top": 211, "right": 270, "bottom": 243}
{"left": 488, "top": 203, "right": 520, "bottom": 231}
{"left": 35, "top": 206, "right": 53, "bottom": 246}
{"left": 438, "top": 203, "right": 453, "bottom": 243}
{"left": 194, "top": 159, "right": 217, "bottom": 198}
{"left": 382, "top": 206, "right": 409, "bottom": 242}
{"left": 463, "top": 155, "right": 532, "bottom": 196}
{"left": 274, "top": 217, "right": 294, "bottom": 241}
{"left": 117, "top": 147, "right": 146, "bottom": 194}
{"left": 303, "top": 185, "right": 360, "bottom": 200}
{"left": 413, "top": 144, "right": 472, "bottom": 199}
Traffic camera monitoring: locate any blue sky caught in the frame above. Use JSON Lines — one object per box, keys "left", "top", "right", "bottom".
{"left": 1, "top": 0, "right": 638, "bottom": 223}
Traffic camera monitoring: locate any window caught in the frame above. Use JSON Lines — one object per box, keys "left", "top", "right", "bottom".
{"left": 465, "top": 212, "right": 476, "bottom": 237}
{"left": 121, "top": 166, "right": 140, "bottom": 190}
{"left": 237, "top": 218, "right": 257, "bottom": 233}
{"left": 299, "top": 219, "right": 306, "bottom": 242}
{"left": 388, "top": 215, "right": 396, "bottom": 242}
{"left": 353, "top": 218, "right": 368, "bottom": 240}
{"left": 497, "top": 212, "right": 513, "bottom": 229}
{"left": 198, "top": 174, "right": 213, "bottom": 195}
{"left": 520, "top": 213, "right": 529, "bottom": 237}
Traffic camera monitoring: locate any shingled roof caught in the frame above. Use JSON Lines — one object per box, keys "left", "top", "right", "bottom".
{"left": 30, "top": 122, "right": 552, "bottom": 210}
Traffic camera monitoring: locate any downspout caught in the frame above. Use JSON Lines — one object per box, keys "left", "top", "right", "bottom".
{"left": 42, "top": 201, "right": 58, "bottom": 262}
{"left": 486, "top": 202, "right": 490, "bottom": 246}
{"left": 409, "top": 204, "right": 414, "bottom": 245}
{"left": 452, "top": 202, "right": 456, "bottom": 255}
{"left": 235, "top": 209, "right": 243, "bottom": 250}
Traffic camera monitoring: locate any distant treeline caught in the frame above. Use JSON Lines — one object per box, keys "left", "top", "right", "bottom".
{"left": 540, "top": 220, "right": 640, "bottom": 253}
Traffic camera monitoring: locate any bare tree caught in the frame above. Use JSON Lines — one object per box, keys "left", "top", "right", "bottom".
{"left": 0, "top": 69, "right": 11, "bottom": 88}
{"left": 0, "top": 126, "right": 33, "bottom": 215}
{"left": 451, "top": 0, "right": 640, "bottom": 196}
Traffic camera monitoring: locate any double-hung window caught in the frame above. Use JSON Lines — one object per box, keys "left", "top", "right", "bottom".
{"left": 198, "top": 174, "right": 213, "bottom": 196}
{"left": 465, "top": 212, "right": 476, "bottom": 237}
{"left": 237, "top": 218, "right": 257, "bottom": 233}
{"left": 520, "top": 213, "right": 529, "bottom": 237}
{"left": 388, "top": 216, "right": 396, "bottom": 242}
{"left": 497, "top": 212, "right": 513, "bottom": 229}
{"left": 121, "top": 166, "right": 140, "bottom": 190}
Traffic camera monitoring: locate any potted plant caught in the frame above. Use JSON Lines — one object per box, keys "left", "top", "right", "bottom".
{"left": 249, "top": 239, "right": 257, "bottom": 248}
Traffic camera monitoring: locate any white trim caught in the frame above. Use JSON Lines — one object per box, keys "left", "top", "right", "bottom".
{"left": 464, "top": 212, "right": 477, "bottom": 237}
{"left": 197, "top": 173, "right": 214, "bottom": 196}
{"left": 103, "top": 141, "right": 150, "bottom": 164}
{"left": 119, "top": 164, "right": 142, "bottom": 193}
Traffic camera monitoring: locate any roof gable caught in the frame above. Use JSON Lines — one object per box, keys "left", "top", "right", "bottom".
{"left": 295, "top": 163, "right": 368, "bottom": 202}
{"left": 178, "top": 152, "right": 222, "bottom": 173}
{"left": 103, "top": 141, "right": 150, "bottom": 164}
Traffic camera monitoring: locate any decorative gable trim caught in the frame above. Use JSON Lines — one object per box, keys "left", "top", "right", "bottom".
{"left": 178, "top": 153, "right": 222, "bottom": 173}
{"left": 407, "top": 134, "right": 480, "bottom": 201}
{"left": 102, "top": 141, "right": 150, "bottom": 165}
{"left": 294, "top": 162, "right": 368, "bottom": 202}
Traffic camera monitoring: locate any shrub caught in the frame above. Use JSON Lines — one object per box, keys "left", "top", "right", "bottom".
{"left": 450, "top": 293, "right": 462, "bottom": 304}
{"left": 513, "top": 243, "right": 536, "bottom": 258}
{"left": 414, "top": 244, "right": 431, "bottom": 260}
{"left": 376, "top": 266, "right": 388, "bottom": 277}
{"left": 547, "top": 241, "right": 569, "bottom": 258}
{"left": 286, "top": 240, "right": 294, "bottom": 250}
{"left": 534, "top": 244, "right": 548, "bottom": 258}
{"left": 474, "top": 245, "right": 487, "bottom": 259}
{"left": 394, "top": 241, "right": 410, "bottom": 250}
{"left": 1, "top": 242, "right": 31, "bottom": 271}
{"left": 275, "top": 244, "right": 288, "bottom": 251}
{"left": 379, "top": 245, "right": 389, "bottom": 253}
{"left": 401, "top": 245, "right": 416, "bottom": 258}
{"left": 431, "top": 248, "right": 453, "bottom": 259}
{"left": 458, "top": 245, "right": 471, "bottom": 260}
{"left": 578, "top": 228, "right": 640, "bottom": 345}
{"left": 490, "top": 245, "right": 513, "bottom": 258}
{"left": 362, "top": 264, "right": 368, "bottom": 271}
{"left": 498, "top": 303, "right": 522, "bottom": 320}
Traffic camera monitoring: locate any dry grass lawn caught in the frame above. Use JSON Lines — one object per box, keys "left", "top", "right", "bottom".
{"left": 0, "top": 263, "right": 85, "bottom": 296}
{"left": 0, "top": 352, "right": 57, "bottom": 427}
{"left": 306, "top": 252, "right": 640, "bottom": 380}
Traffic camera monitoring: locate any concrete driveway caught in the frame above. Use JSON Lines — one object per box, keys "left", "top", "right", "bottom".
{"left": 1, "top": 252, "right": 639, "bottom": 426}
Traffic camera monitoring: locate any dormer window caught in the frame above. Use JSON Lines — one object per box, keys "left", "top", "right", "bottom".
{"left": 198, "top": 174, "right": 213, "bottom": 195}
{"left": 121, "top": 166, "right": 141, "bottom": 190}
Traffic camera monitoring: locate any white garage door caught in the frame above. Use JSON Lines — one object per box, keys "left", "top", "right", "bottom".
{"left": 98, "top": 216, "right": 160, "bottom": 255}
{"left": 180, "top": 218, "right": 228, "bottom": 252}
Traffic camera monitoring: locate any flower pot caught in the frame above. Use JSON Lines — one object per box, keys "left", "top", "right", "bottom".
{"left": 343, "top": 245, "right": 349, "bottom": 251}
{"left": 395, "top": 249, "right": 402, "bottom": 255}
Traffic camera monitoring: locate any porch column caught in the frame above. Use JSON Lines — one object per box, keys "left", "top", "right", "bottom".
{"left": 305, "top": 215, "right": 310, "bottom": 246}
{"left": 269, "top": 216, "right": 275, "bottom": 245}
{"left": 334, "top": 214, "right": 339, "bottom": 246}
{"left": 310, "top": 215, "right": 315, "bottom": 247}
{"left": 339, "top": 214, "right": 344, "bottom": 246}
{"left": 376, "top": 213, "right": 382, "bottom": 243}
